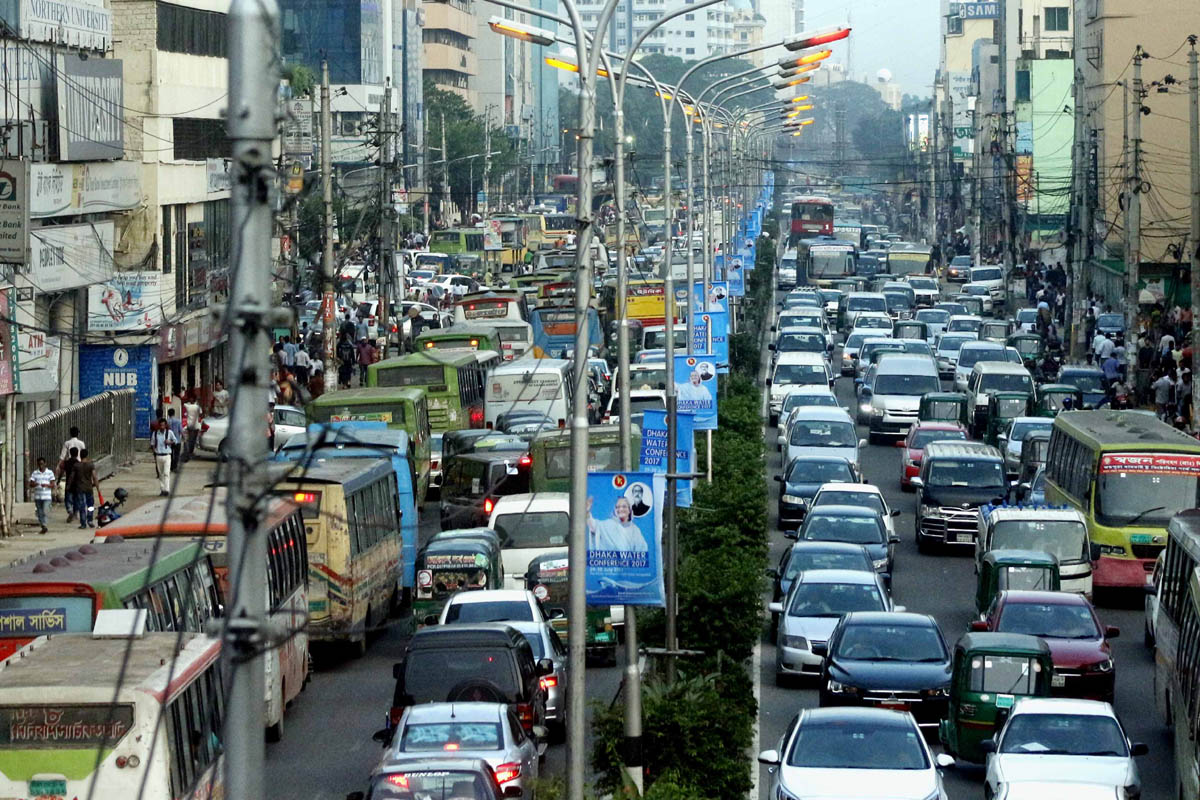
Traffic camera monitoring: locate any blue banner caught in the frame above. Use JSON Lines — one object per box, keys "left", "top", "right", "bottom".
{"left": 638, "top": 409, "right": 694, "bottom": 507}
{"left": 713, "top": 254, "right": 723, "bottom": 281}
{"left": 586, "top": 471, "right": 665, "bottom": 606}
{"left": 693, "top": 281, "right": 728, "bottom": 314}
{"left": 674, "top": 353, "right": 718, "bottom": 429}
{"left": 728, "top": 256, "right": 746, "bottom": 297}
{"left": 693, "top": 311, "right": 729, "bottom": 374}
{"left": 0, "top": 607, "right": 69, "bottom": 635}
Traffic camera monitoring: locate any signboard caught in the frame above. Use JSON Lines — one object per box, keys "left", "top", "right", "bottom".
{"left": 55, "top": 54, "right": 123, "bottom": 160}
{"left": 950, "top": 1, "right": 1000, "bottom": 19}
{"left": 0, "top": 606, "right": 68, "bottom": 635}
{"left": 285, "top": 160, "right": 304, "bottom": 195}
{"left": 29, "top": 221, "right": 114, "bottom": 292}
{"left": 693, "top": 281, "right": 728, "bottom": 314}
{"left": 79, "top": 345, "right": 156, "bottom": 434}
{"left": 1099, "top": 452, "right": 1200, "bottom": 477}
{"left": 585, "top": 471, "right": 665, "bottom": 606}
{"left": 87, "top": 272, "right": 166, "bottom": 331}
{"left": 638, "top": 409, "right": 694, "bottom": 507}
{"left": 691, "top": 311, "right": 728, "bottom": 374}
{"left": 1015, "top": 121, "right": 1033, "bottom": 155}
{"left": 673, "top": 353, "right": 718, "bottom": 430}
{"left": 483, "top": 219, "right": 503, "bottom": 250}
{"left": 284, "top": 98, "right": 314, "bottom": 155}
{"left": 728, "top": 256, "right": 745, "bottom": 297}
{"left": 30, "top": 161, "right": 140, "bottom": 218}
{"left": 4, "top": 0, "right": 113, "bottom": 50}
{"left": 0, "top": 703, "right": 134, "bottom": 748}
{"left": 0, "top": 160, "right": 27, "bottom": 264}
{"left": 1016, "top": 155, "right": 1034, "bottom": 203}
{"left": 206, "top": 159, "right": 231, "bottom": 194}
{"left": 17, "top": 329, "right": 56, "bottom": 395}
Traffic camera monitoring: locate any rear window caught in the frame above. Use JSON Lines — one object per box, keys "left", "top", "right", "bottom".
{"left": 444, "top": 600, "right": 533, "bottom": 623}
{"left": 403, "top": 648, "right": 520, "bottom": 703}
{"left": 400, "top": 722, "right": 503, "bottom": 752}
{"left": 493, "top": 511, "right": 569, "bottom": 548}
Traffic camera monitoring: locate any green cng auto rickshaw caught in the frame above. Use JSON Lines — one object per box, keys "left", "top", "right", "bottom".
{"left": 1007, "top": 333, "right": 1044, "bottom": 363}
{"left": 1035, "top": 383, "right": 1082, "bottom": 416}
{"left": 939, "top": 632, "right": 1054, "bottom": 764}
{"left": 980, "top": 320, "right": 1013, "bottom": 343}
{"left": 525, "top": 550, "right": 617, "bottom": 666}
{"left": 975, "top": 549, "right": 1061, "bottom": 616}
{"left": 919, "top": 391, "right": 970, "bottom": 425}
{"left": 957, "top": 295, "right": 985, "bottom": 317}
{"left": 984, "top": 392, "right": 1035, "bottom": 447}
{"left": 413, "top": 528, "right": 504, "bottom": 626}
{"left": 893, "top": 320, "right": 928, "bottom": 341}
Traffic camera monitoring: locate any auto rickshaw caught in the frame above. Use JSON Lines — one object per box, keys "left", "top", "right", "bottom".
{"left": 1011, "top": 432, "right": 1051, "bottom": 502}
{"left": 984, "top": 392, "right": 1035, "bottom": 447}
{"left": 1035, "top": 383, "right": 1082, "bottom": 416}
{"left": 975, "top": 549, "right": 1061, "bottom": 616}
{"left": 525, "top": 549, "right": 617, "bottom": 666}
{"left": 980, "top": 319, "right": 1013, "bottom": 343}
{"left": 957, "top": 295, "right": 985, "bottom": 317}
{"left": 918, "top": 391, "right": 970, "bottom": 426}
{"left": 413, "top": 528, "right": 505, "bottom": 626}
{"left": 939, "top": 632, "right": 1054, "bottom": 764}
{"left": 1007, "top": 333, "right": 1043, "bottom": 363}
{"left": 893, "top": 320, "right": 928, "bottom": 341}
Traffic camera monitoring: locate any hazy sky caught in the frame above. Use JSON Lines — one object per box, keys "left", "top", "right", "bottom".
{"left": 802, "top": 0, "right": 940, "bottom": 98}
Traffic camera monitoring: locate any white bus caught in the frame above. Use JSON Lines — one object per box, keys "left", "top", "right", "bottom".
{"left": 484, "top": 357, "right": 573, "bottom": 429}
{"left": 0, "top": 631, "right": 224, "bottom": 800}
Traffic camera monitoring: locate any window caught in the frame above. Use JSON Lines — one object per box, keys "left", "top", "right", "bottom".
{"left": 947, "top": 13, "right": 963, "bottom": 35}
{"left": 685, "top": 30, "right": 694, "bottom": 37}
{"left": 685, "top": 47, "right": 694, "bottom": 54}
{"left": 1016, "top": 70, "right": 1030, "bottom": 101}
{"left": 165, "top": 664, "right": 225, "bottom": 797}
{"left": 173, "top": 118, "right": 227, "bottom": 161}
{"left": 684, "top": 12, "right": 693, "bottom": 18}
{"left": 1045, "top": 6, "right": 1069, "bottom": 31}
{"left": 157, "top": 2, "right": 227, "bottom": 57}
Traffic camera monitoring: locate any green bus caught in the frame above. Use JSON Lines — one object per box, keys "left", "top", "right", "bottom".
{"left": 1044, "top": 409, "right": 1200, "bottom": 590}
{"left": 307, "top": 387, "right": 433, "bottom": 504}
{"left": 367, "top": 349, "right": 501, "bottom": 432}
{"left": 429, "top": 228, "right": 485, "bottom": 255}
{"left": 414, "top": 323, "right": 504, "bottom": 355}
{"left": 528, "top": 424, "right": 640, "bottom": 492}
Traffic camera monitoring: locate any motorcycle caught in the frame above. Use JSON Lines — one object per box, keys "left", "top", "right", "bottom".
{"left": 96, "top": 487, "right": 129, "bottom": 528}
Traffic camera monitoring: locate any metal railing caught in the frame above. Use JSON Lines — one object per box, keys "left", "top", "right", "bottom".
{"left": 26, "top": 390, "right": 137, "bottom": 487}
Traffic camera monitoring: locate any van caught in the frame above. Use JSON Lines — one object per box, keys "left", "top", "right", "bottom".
{"left": 911, "top": 441, "right": 1007, "bottom": 552}
{"left": 976, "top": 506, "right": 1094, "bottom": 597}
{"left": 485, "top": 358, "right": 572, "bottom": 429}
{"left": 768, "top": 352, "right": 834, "bottom": 426}
{"left": 863, "top": 353, "right": 941, "bottom": 442}
{"left": 778, "top": 249, "right": 798, "bottom": 289}
{"left": 389, "top": 623, "right": 552, "bottom": 733}
{"left": 779, "top": 406, "right": 864, "bottom": 468}
{"left": 440, "top": 452, "right": 533, "bottom": 530}
{"left": 489, "top": 492, "right": 570, "bottom": 589}
{"left": 954, "top": 341, "right": 1015, "bottom": 392}
{"left": 842, "top": 291, "right": 888, "bottom": 332}
{"left": 966, "top": 362, "right": 1036, "bottom": 433}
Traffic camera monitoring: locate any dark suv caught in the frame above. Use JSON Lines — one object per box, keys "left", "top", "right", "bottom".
{"left": 910, "top": 441, "right": 1006, "bottom": 553}
{"left": 440, "top": 452, "right": 531, "bottom": 530}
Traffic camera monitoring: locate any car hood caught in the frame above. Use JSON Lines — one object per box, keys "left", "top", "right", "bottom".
{"left": 778, "top": 766, "right": 938, "bottom": 799}
{"left": 827, "top": 658, "right": 951, "bottom": 690}
{"left": 994, "top": 754, "right": 1133, "bottom": 789}
{"left": 788, "top": 445, "right": 859, "bottom": 467}
{"left": 1041, "top": 637, "right": 1110, "bottom": 668}
{"left": 921, "top": 485, "right": 1006, "bottom": 508}
{"left": 874, "top": 395, "right": 920, "bottom": 412}
{"left": 783, "top": 481, "right": 829, "bottom": 499}
{"left": 780, "top": 615, "right": 841, "bottom": 642}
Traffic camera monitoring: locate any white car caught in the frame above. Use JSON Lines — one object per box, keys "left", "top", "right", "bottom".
{"left": 969, "top": 264, "right": 1007, "bottom": 307}
{"left": 983, "top": 697, "right": 1146, "bottom": 799}
{"left": 760, "top": 707, "right": 950, "bottom": 799}
{"left": 197, "top": 404, "right": 307, "bottom": 458}
{"left": 438, "top": 589, "right": 551, "bottom": 625}
{"left": 850, "top": 311, "right": 894, "bottom": 332}
{"left": 997, "top": 783, "right": 1125, "bottom": 800}
{"left": 779, "top": 406, "right": 863, "bottom": 468}
{"left": 810, "top": 483, "right": 900, "bottom": 541}
{"left": 961, "top": 282, "right": 995, "bottom": 315}
{"left": 915, "top": 308, "right": 950, "bottom": 341}
{"left": 904, "top": 275, "right": 941, "bottom": 307}
{"left": 998, "top": 416, "right": 1053, "bottom": 474}
{"left": 769, "top": 352, "right": 833, "bottom": 426}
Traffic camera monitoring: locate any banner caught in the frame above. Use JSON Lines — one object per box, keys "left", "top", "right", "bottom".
{"left": 728, "top": 256, "right": 746, "bottom": 297}
{"left": 713, "top": 254, "right": 723, "bottom": 281}
{"left": 673, "top": 353, "right": 718, "bottom": 429}
{"left": 692, "top": 311, "right": 729, "bottom": 374}
{"left": 638, "top": 409, "right": 694, "bottom": 507}
{"left": 693, "top": 281, "right": 728, "bottom": 314}
{"left": 585, "top": 471, "right": 665, "bottom": 606}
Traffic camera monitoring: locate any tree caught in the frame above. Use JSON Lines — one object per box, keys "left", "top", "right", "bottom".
{"left": 851, "top": 108, "right": 905, "bottom": 160}
{"left": 423, "top": 81, "right": 519, "bottom": 218}
{"left": 282, "top": 64, "right": 316, "bottom": 98}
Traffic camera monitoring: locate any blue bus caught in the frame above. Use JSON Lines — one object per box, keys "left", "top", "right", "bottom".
{"left": 274, "top": 422, "right": 419, "bottom": 603}
{"left": 529, "top": 304, "right": 603, "bottom": 359}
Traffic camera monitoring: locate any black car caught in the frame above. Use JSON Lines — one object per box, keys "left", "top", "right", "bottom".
{"left": 911, "top": 441, "right": 1007, "bottom": 553}
{"left": 440, "top": 452, "right": 531, "bottom": 530}
{"left": 819, "top": 611, "right": 952, "bottom": 733}
{"left": 791, "top": 505, "right": 897, "bottom": 579}
{"left": 774, "top": 456, "right": 861, "bottom": 529}
{"left": 768, "top": 541, "right": 875, "bottom": 642}
{"left": 1057, "top": 367, "right": 1108, "bottom": 409}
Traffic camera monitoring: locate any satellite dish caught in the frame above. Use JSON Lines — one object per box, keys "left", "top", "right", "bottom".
{"left": 876, "top": 68, "right": 893, "bottom": 83}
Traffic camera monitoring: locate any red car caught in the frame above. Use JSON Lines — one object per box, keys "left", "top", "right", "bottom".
{"left": 973, "top": 590, "right": 1118, "bottom": 702}
{"left": 898, "top": 421, "right": 968, "bottom": 490}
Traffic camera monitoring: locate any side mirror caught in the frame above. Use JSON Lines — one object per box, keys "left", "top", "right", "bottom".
{"left": 1130, "top": 741, "right": 1149, "bottom": 757}
{"left": 766, "top": 568, "right": 779, "bottom": 579}
{"left": 893, "top": 605, "right": 906, "bottom": 613}
{"left": 1090, "top": 542, "right": 1102, "bottom": 562}
{"left": 970, "top": 620, "right": 989, "bottom": 632}
{"left": 979, "top": 738, "right": 997, "bottom": 754}
{"left": 853, "top": 378, "right": 863, "bottom": 387}
{"left": 392, "top": 661, "right": 405, "bottom": 680}
{"left": 889, "top": 535, "right": 900, "bottom": 544}
{"left": 776, "top": 436, "right": 787, "bottom": 448}
{"left": 858, "top": 438, "right": 868, "bottom": 448}
{"left": 757, "top": 749, "right": 781, "bottom": 766}
{"left": 422, "top": 614, "right": 439, "bottom": 626}
{"left": 767, "top": 602, "right": 783, "bottom": 614}
{"left": 1145, "top": 582, "right": 1158, "bottom": 595}
{"left": 536, "top": 657, "right": 555, "bottom": 676}
{"left": 935, "top": 753, "right": 955, "bottom": 769}
{"left": 770, "top": 325, "right": 777, "bottom": 333}
{"left": 372, "top": 728, "right": 393, "bottom": 746}
{"left": 890, "top": 509, "right": 901, "bottom": 516}
{"left": 549, "top": 608, "right": 566, "bottom": 620}
{"left": 532, "top": 725, "right": 549, "bottom": 740}
{"left": 773, "top": 474, "right": 783, "bottom": 482}
{"left": 1104, "top": 625, "right": 1120, "bottom": 639}
{"left": 893, "top": 440, "right": 904, "bottom": 448}
{"left": 783, "top": 529, "right": 798, "bottom": 540}
{"left": 765, "top": 378, "right": 772, "bottom": 386}
{"left": 811, "top": 641, "right": 828, "bottom": 656}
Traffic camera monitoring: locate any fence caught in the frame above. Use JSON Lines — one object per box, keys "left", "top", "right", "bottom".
{"left": 26, "top": 390, "right": 137, "bottom": 486}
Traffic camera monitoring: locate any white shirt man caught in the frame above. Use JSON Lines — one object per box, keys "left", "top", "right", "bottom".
{"left": 1096, "top": 335, "right": 1115, "bottom": 361}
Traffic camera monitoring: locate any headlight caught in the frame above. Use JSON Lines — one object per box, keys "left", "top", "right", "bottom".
{"left": 781, "top": 494, "right": 806, "bottom": 506}
{"left": 826, "top": 680, "right": 857, "bottom": 695}
{"left": 1099, "top": 544, "right": 1127, "bottom": 556}
{"left": 1090, "top": 658, "right": 1114, "bottom": 673}
{"left": 781, "top": 635, "right": 808, "bottom": 650}
{"left": 921, "top": 504, "right": 943, "bottom": 518}
{"left": 872, "top": 558, "right": 888, "bottom": 570}
{"left": 860, "top": 403, "right": 873, "bottom": 413}
{"left": 922, "top": 686, "right": 951, "bottom": 698}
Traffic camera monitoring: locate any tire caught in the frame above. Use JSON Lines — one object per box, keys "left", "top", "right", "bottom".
{"left": 1145, "top": 621, "right": 1155, "bottom": 649}
{"left": 266, "top": 683, "right": 285, "bottom": 743}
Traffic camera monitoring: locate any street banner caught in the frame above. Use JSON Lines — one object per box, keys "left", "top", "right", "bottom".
{"left": 638, "top": 409, "right": 694, "bottom": 507}
{"left": 693, "top": 281, "right": 728, "bottom": 313}
{"left": 585, "top": 471, "right": 665, "bottom": 606}
{"left": 674, "top": 353, "right": 718, "bottom": 429}
{"left": 728, "top": 256, "right": 745, "bottom": 297}
{"left": 713, "top": 254, "right": 723, "bottom": 281}
{"left": 692, "top": 311, "right": 729, "bottom": 374}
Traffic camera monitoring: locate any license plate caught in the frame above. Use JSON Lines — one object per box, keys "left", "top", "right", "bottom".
{"left": 1051, "top": 674, "right": 1066, "bottom": 688}
{"left": 30, "top": 779, "right": 67, "bottom": 796}
{"left": 880, "top": 702, "right": 910, "bottom": 711}
{"left": 955, "top": 534, "right": 974, "bottom": 543}
{"left": 1130, "top": 534, "right": 1153, "bottom": 544}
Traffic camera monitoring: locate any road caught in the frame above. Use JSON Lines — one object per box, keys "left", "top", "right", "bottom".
{"left": 755, "top": 289, "right": 1174, "bottom": 799}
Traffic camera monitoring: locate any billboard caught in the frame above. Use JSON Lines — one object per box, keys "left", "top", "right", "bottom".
{"left": 55, "top": 54, "right": 123, "bottom": 161}
{"left": 585, "top": 471, "right": 665, "bottom": 606}
{"left": 673, "top": 353, "right": 718, "bottom": 430}
{"left": 29, "top": 221, "right": 115, "bottom": 293}
{"left": 87, "top": 272, "right": 167, "bottom": 332}
{"left": 638, "top": 409, "right": 694, "bottom": 507}
{"left": 79, "top": 345, "right": 156, "bottom": 434}
{"left": 0, "top": 160, "right": 29, "bottom": 264}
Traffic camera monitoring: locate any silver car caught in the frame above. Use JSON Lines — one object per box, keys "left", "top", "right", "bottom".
{"left": 507, "top": 619, "right": 568, "bottom": 735}
{"left": 379, "top": 703, "right": 541, "bottom": 799}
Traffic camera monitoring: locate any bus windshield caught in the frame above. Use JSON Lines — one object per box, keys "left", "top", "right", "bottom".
{"left": 810, "top": 249, "right": 853, "bottom": 277}
{"left": 991, "top": 520, "right": 1088, "bottom": 562}
{"left": 1096, "top": 453, "right": 1200, "bottom": 527}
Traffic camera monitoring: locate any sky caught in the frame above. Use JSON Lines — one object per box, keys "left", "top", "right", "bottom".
{"left": 800, "top": 0, "right": 940, "bottom": 99}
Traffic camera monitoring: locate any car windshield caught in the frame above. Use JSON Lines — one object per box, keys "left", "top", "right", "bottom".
{"left": 774, "top": 364, "right": 828, "bottom": 386}
{"left": 444, "top": 600, "right": 533, "bottom": 624}
{"left": 781, "top": 312, "right": 823, "bottom": 328}
{"left": 955, "top": 347, "right": 1003, "bottom": 369}
{"left": 973, "top": 268, "right": 1003, "bottom": 282}
{"left": 1017, "top": 309, "right": 1038, "bottom": 323}
{"left": 991, "top": 520, "right": 1088, "bottom": 562}
{"left": 787, "top": 719, "right": 928, "bottom": 769}
{"left": 1008, "top": 422, "right": 1049, "bottom": 443}
{"left": 970, "top": 654, "right": 1045, "bottom": 694}
{"left": 899, "top": 342, "right": 933, "bottom": 356}
{"left": 999, "top": 714, "right": 1128, "bottom": 757}
{"left": 996, "top": 602, "right": 1100, "bottom": 639}
{"left": 778, "top": 333, "right": 827, "bottom": 353}
{"left": 1097, "top": 313, "right": 1124, "bottom": 330}
{"left": 492, "top": 511, "right": 569, "bottom": 548}
{"left": 927, "top": 459, "right": 1006, "bottom": 488}
{"left": 785, "top": 459, "right": 855, "bottom": 484}
{"left": 836, "top": 623, "right": 947, "bottom": 662}
{"left": 783, "top": 393, "right": 838, "bottom": 412}
{"left": 862, "top": 344, "right": 904, "bottom": 363}
{"left": 884, "top": 293, "right": 913, "bottom": 311}
{"left": 784, "top": 549, "right": 871, "bottom": 579}
{"left": 813, "top": 492, "right": 884, "bottom": 515}
{"left": 938, "top": 337, "right": 974, "bottom": 355}
{"left": 981, "top": 374, "right": 1035, "bottom": 394}
{"left": 1062, "top": 372, "right": 1106, "bottom": 394}
{"left": 819, "top": 290, "right": 842, "bottom": 305}
{"left": 917, "top": 310, "right": 949, "bottom": 324}
{"left": 855, "top": 317, "right": 892, "bottom": 330}
{"left": 964, "top": 285, "right": 990, "bottom": 296}
{"left": 803, "top": 514, "right": 885, "bottom": 545}
{"left": 628, "top": 368, "right": 667, "bottom": 390}
{"left": 787, "top": 581, "right": 884, "bottom": 617}
{"left": 848, "top": 296, "right": 887, "bottom": 312}
{"left": 874, "top": 374, "right": 941, "bottom": 396}
{"left": 629, "top": 396, "right": 666, "bottom": 414}
{"left": 789, "top": 421, "right": 858, "bottom": 448}
{"left": 937, "top": 303, "right": 968, "bottom": 316}
{"left": 399, "top": 722, "right": 503, "bottom": 752}
{"left": 908, "top": 278, "right": 937, "bottom": 290}
{"left": 911, "top": 428, "right": 966, "bottom": 448}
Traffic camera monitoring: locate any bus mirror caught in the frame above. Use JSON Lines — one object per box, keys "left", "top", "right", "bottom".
{"left": 392, "top": 661, "right": 405, "bottom": 680}
{"left": 1090, "top": 543, "right": 1102, "bottom": 563}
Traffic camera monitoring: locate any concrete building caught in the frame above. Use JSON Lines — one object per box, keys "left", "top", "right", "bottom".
{"left": 424, "top": 0, "right": 478, "bottom": 104}
{"left": 577, "top": 0, "right": 735, "bottom": 58}
{"left": 759, "top": 0, "right": 800, "bottom": 51}
{"left": 476, "top": 6, "right": 535, "bottom": 129}
{"left": 732, "top": 1, "right": 767, "bottom": 66}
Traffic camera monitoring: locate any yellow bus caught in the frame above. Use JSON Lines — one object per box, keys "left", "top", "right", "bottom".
{"left": 276, "top": 458, "right": 404, "bottom": 655}
{"left": 1044, "top": 410, "right": 1200, "bottom": 590}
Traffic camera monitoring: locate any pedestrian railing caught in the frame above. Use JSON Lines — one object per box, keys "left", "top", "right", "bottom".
{"left": 26, "top": 390, "right": 137, "bottom": 493}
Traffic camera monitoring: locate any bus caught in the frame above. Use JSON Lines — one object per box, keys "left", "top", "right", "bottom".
{"left": 414, "top": 323, "right": 504, "bottom": 356}
{"left": 528, "top": 424, "right": 640, "bottom": 492}
{"left": 885, "top": 243, "right": 933, "bottom": 277}
{"left": 833, "top": 221, "right": 865, "bottom": 250}
{"left": 0, "top": 538, "right": 219, "bottom": 661}
{"left": 275, "top": 459, "right": 403, "bottom": 654}
{"left": 1044, "top": 410, "right": 1200, "bottom": 590}
{"left": 529, "top": 305, "right": 603, "bottom": 360}
{"left": 598, "top": 278, "right": 683, "bottom": 330}
{"left": 453, "top": 291, "right": 527, "bottom": 324}
{"left": 98, "top": 491, "right": 309, "bottom": 739}
{"left": 429, "top": 228, "right": 485, "bottom": 256}
{"left": 307, "top": 387, "right": 432, "bottom": 504}
{"left": 0, "top": 632, "right": 225, "bottom": 800}
{"left": 493, "top": 216, "right": 529, "bottom": 267}
{"left": 485, "top": 357, "right": 573, "bottom": 428}
{"left": 789, "top": 195, "right": 834, "bottom": 245}
{"left": 368, "top": 349, "right": 499, "bottom": 431}
{"left": 797, "top": 237, "right": 857, "bottom": 287}
{"left": 1151, "top": 509, "right": 1200, "bottom": 799}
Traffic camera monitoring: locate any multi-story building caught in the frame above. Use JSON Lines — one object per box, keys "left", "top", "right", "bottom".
{"left": 424, "top": 0, "right": 478, "bottom": 104}
{"left": 577, "top": 0, "right": 735, "bottom": 58}
{"left": 732, "top": 0, "right": 767, "bottom": 66}
{"left": 758, "top": 0, "right": 800, "bottom": 52}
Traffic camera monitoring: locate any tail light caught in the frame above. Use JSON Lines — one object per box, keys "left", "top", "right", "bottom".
{"left": 515, "top": 703, "right": 535, "bottom": 732}
{"left": 385, "top": 774, "right": 410, "bottom": 789}
{"left": 518, "top": 454, "right": 532, "bottom": 467}
{"left": 201, "top": 423, "right": 210, "bottom": 433}
{"left": 390, "top": 706, "right": 402, "bottom": 726}
{"left": 484, "top": 497, "right": 495, "bottom": 514}
{"left": 493, "top": 763, "right": 522, "bottom": 784}
{"left": 539, "top": 675, "right": 558, "bottom": 690}
{"left": 557, "top": 418, "right": 566, "bottom": 428}
{"left": 469, "top": 407, "right": 485, "bottom": 427}
{"left": 430, "top": 460, "right": 440, "bottom": 470}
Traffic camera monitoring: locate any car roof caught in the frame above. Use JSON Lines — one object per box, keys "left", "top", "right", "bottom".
{"left": 923, "top": 441, "right": 1003, "bottom": 459}
{"left": 796, "top": 568, "right": 882, "bottom": 585}
{"left": 778, "top": 326, "right": 825, "bottom": 335}
{"left": 784, "top": 385, "right": 836, "bottom": 396}
{"left": 806, "top": 504, "right": 882, "bottom": 518}
{"left": 787, "top": 406, "right": 853, "bottom": 422}
{"left": 972, "top": 362, "right": 1031, "bottom": 375}
{"left": 800, "top": 706, "right": 916, "bottom": 728}
{"left": 912, "top": 420, "right": 966, "bottom": 432}
{"left": 842, "top": 611, "right": 935, "bottom": 628}
{"left": 874, "top": 354, "right": 938, "bottom": 373}
{"left": 447, "top": 589, "right": 531, "bottom": 605}
{"left": 814, "top": 482, "right": 880, "bottom": 496}
{"left": 789, "top": 540, "right": 870, "bottom": 554}
{"left": 999, "top": 589, "right": 1090, "bottom": 606}
{"left": 1010, "top": 697, "right": 1116, "bottom": 717}
{"left": 489, "top": 492, "right": 569, "bottom": 514}
{"left": 775, "top": 351, "right": 829, "bottom": 365}
{"left": 786, "top": 454, "right": 854, "bottom": 467}
{"left": 402, "top": 702, "right": 507, "bottom": 723}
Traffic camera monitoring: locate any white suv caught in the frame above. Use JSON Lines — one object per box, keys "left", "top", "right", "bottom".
{"left": 968, "top": 265, "right": 1006, "bottom": 309}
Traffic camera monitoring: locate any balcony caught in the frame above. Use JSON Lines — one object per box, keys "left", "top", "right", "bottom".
{"left": 423, "top": 2, "right": 476, "bottom": 37}
{"left": 424, "top": 42, "right": 478, "bottom": 76}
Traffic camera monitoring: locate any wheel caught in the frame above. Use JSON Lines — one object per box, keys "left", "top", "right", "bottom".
{"left": 266, "top": 683, "right": 285, "bottom": 742}
{"left": 1145, "top": 621, "right": 1155, "bottom": 648}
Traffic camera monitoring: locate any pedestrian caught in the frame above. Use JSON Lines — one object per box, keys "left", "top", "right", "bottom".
{"left": 1102, "top": 351, "right": 1121, "bottom": 391}
{"left": 71, "top": 449, "right": 99, "bottom": 529}
{"left": 166, "top": 408, "right": 184, "bottom": 472}
{"left": 150, "top": 418, "right": 177, "bottom": 496}
{"left": 28, "top": 457, "right": 54, "bottom": 534}
{"left": 60, "top": 447, "right": 80, "bottom": 523}
{"left": 282, "top": 335, "right": 298, "bottom": 369}
{"left": 356, "top": 337, "right": 376, "bottom": 386}
{"left": 294, "top": 346, "right": 311, "bottom": 384}
{"left": 211, "top": 379, "right": 230, "bottom": 416}
{"left": 1180, "top": 369, "right": 1194, "bottom": 428}
{"left": 337, "top": 333, "right": 356, "bottom": 389}
{"left": 54, "top": 426, "right": 85, "bottom": 521}
{"left": 183, "top": 393, "right": 202, "bottom": 461}
{"left": 1153, "top": 369, "right": 1175, "bottom": 420}
{"left": 308, "top": 358, "right": 326, "bottom": 400}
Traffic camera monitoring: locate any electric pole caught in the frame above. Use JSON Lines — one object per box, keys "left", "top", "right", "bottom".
{"left": 320, "top": 61, "right": 336, "bottom": 369}
{"left": 441, "top": 113, "right": 450, "bottom": 223}
{"left": 224, "top": 1, "right": 280, "bottom": 797}
{"left": 1188, "top": 35, "right": 1199, "bottom": 426}
{"left": 1125, "top": 48, "right": 1144, "bottom": 341}
{"left": 380, "top": 80, "right": 394, "bottom": 358}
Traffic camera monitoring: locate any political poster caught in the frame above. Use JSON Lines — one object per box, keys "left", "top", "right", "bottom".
{"left": 585, "top": 471, "right": 665, "bottom": 606}
{"left": 693, "top": 281, "right": 728, "bottom": 313}
{"left": 728, "top": 257, "right": 745, "bottom": 297}
{"left": 674, "top": 353, "right": 718, "bottom": 430}
{"left": 638, "top": 409, "right": 694, "bottom": 507}
{"left": 692, "top": 311, "right": 729, "bottom": 374}
{"left": 713, "top": 254, "right": 723, "bottom": 281}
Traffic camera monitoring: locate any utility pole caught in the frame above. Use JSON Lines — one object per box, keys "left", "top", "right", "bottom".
{"left": 379, "top": 81, "right": 394, "bottom": 358}
{"left": 320, "top": 61, "right": 336, "bottom": 369}
{"left": 1188, "top": 35, "right": 1199, "bottom": 426}
{"left": 1124, "top": 48, "right": 1144, "bottom": 341}
{"left": 441, "top": 113, "right": 450, "bottom": 222}
{"left": 224, "top": 1, "right": 280, "bottom": 797}
{"left": 483, "top": 117, "right": 492, "bottom": 217}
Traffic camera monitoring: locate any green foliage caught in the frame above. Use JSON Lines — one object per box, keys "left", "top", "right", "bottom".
{"left": 851, "top": 108, "right": 905, "bottom": 160}
{"left": 282, "top": 64, "right": 316, "bottom": 98}
{"left": 423, "top": 81, "right": 519, "bottom": 217}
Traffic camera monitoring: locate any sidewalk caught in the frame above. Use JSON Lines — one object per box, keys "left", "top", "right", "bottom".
{"left": 0, "top": 451, "right": 216, "bottom": 567}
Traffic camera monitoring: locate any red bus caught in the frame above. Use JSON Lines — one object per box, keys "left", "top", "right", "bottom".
{"left": 790, "top": 195, "right": 834, "bottom": 244}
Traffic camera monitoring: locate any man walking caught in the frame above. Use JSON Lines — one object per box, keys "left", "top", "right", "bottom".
{"left": 183, "top": 393, "right": 202, "bottom": 462}
{"left": 56, "top": 426, "right": 85, "bottom": 521}
{"left": 71, "top": 449, "right": 99, "bottom": 529}
{"left": 150, "top": 418, "right": 177, "bottom": 496}
{"left": 166, "top": 408, "right": 184, "bottom": 472}
{"left": 28, "top": 457, "right": 54, "bottom": 534}
{"left": 294, "top": 346, "right": 311, "bottom": 384}
{"left": 61, "top": 447, "right": 81, "bottom": 523}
